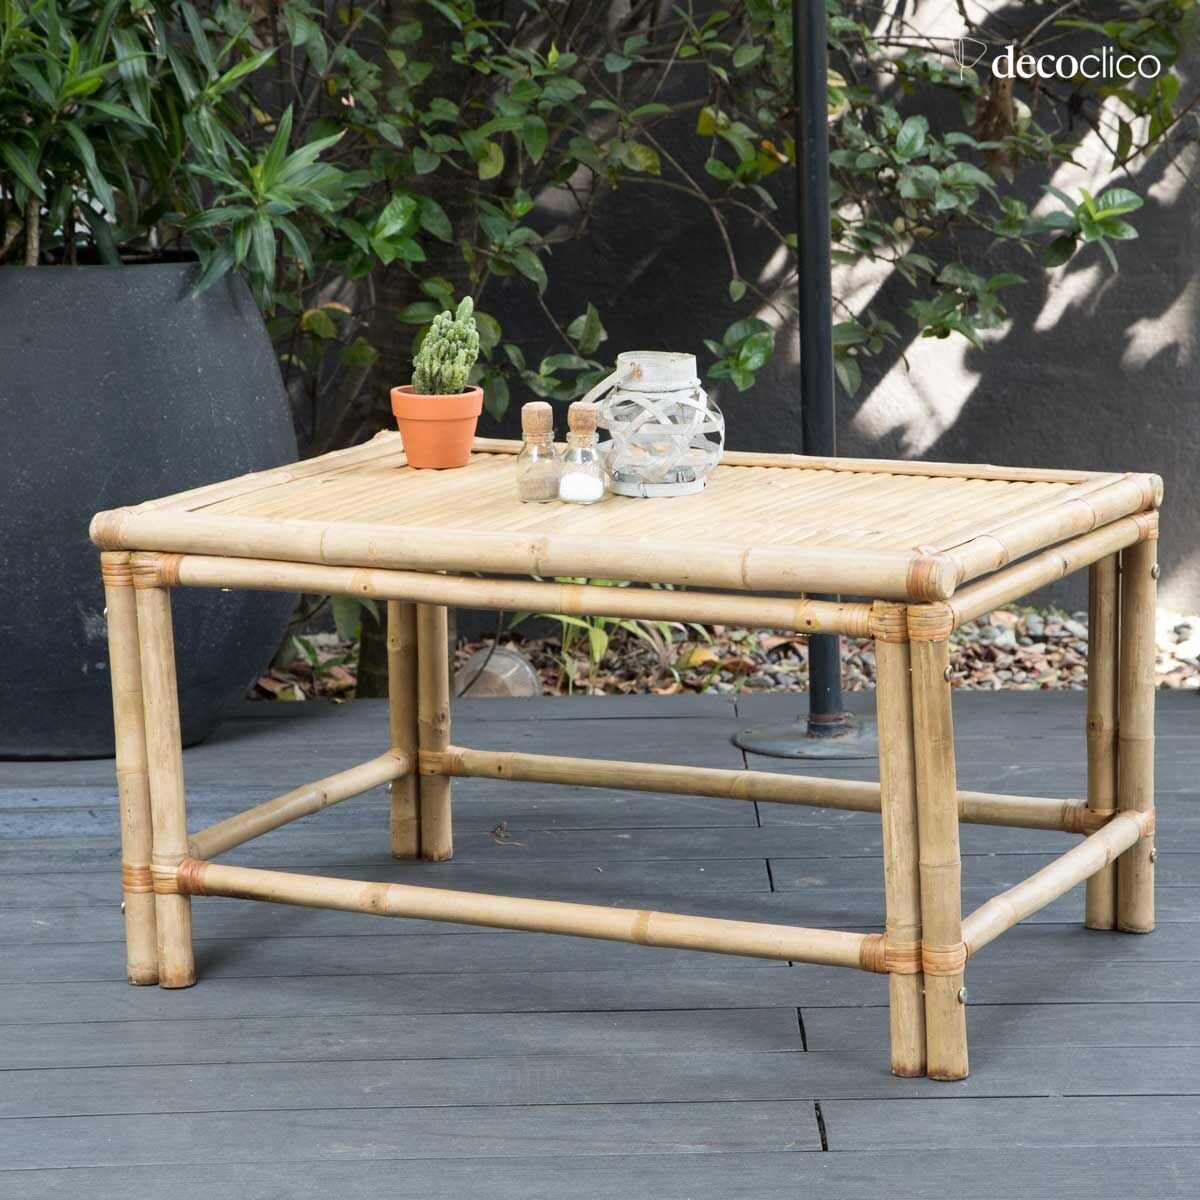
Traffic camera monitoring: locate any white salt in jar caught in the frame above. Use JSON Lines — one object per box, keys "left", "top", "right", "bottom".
{"left": 558, "top": 401, "right": 606, "bottom": 505}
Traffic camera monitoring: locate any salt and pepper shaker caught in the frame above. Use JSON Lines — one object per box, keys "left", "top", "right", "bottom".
{"left": 558, "top": 401, "right": 606, "bottom": 504}
{"left": 516, "top": 401, "right": 560, "bottom": 503}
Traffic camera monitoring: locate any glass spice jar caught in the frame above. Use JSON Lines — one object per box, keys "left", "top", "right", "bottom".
{"left": 515, "top": 401, "right": 560, "bottom": 503}
{"left": 558, "top": 401, "right": 606, "bottom": 504}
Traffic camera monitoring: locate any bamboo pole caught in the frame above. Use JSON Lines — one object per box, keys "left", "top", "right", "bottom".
{"left": 909, "top": 633, "right": 969, "bottom": 1081}
{"left": 1085, "top": 555, "right": 1120, "bottom": 930}
{"left": 470, "top": 436, "right": 1110, "bottom": 485}
{"left": 442, "top": 745, "right": 880, "bottom": 810}
{"left": 145, "top": 432, "right": 405, "bottom": 512}
{"left": 133, "top": 577, "right": 195, "bottom": 989}
{"left": 873, "top": 605, "right": 926, "bottom": 1077}
{"left": 388, "top": 601, "right": 421, "bottom": 859}
{"left": 957, "top": 793, "right": 1103, "bottom": 834}
{"left": 101, "top": 553, "right": 159, "bottom": 985}
{"left": 417, "top": 604, "right": 453, "bottom": 861}
{"left": 90, "top": 509, "right": 955, "bottom": 601}
{"left": 962, "top": 811, "right": 1150, "bottom": 958}
{"left": 947, "top": 475, "right": 1160, "bottom": 582}
{"left": 188, "top": 751, "right": 409, "bottom": 861}
{"left": 945, "top": 515, "right": 1150, "bottom": 627}
{"left": 173, "top": 859, "right": 884, "bottom": 970}
{"left": 144, "top": 553, "right": 876, "bottom": 636}
{"left": 1116, "top": 536, "right": 1157, "bottom": 933}
{"left": 436, "top": 744, "right": 1097, "bottom": 832}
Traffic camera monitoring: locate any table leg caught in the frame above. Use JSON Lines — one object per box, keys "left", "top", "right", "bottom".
{"left": 417, "top": 603, "right": 453, "bottom": 861}
{"left": 134, "top": 574, "right": 196, "bottom": 988}
{"left": 101, "top": 553, "right": 159, "bottom": 985}
{"left": 1117, "top": 537, "right": 1157, "bottom": 933}
{"left": 1085, "top": 555, "right": 1119, "bottom": 929}
{"left": 874, "top": 604, "right": 927, "bottom": 1077}
{"left": 388, "top": 601, "right": 421, "bottom": 859}
{"left": 910, "top": 629, "right": 969, "bottom": 1081}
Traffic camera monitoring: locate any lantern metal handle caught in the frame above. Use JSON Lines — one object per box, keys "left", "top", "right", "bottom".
{"left": 579, "top": 365, "right": 632, "bottom": 407}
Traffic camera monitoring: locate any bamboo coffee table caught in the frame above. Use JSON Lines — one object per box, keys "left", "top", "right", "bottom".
{"left": 92, "top": 434, "right": 1162, "bottom": 1080}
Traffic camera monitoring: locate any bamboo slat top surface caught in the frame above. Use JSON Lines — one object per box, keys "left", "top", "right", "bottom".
{"left": 90, "top": 434, "right": 1161, "bottom": 601}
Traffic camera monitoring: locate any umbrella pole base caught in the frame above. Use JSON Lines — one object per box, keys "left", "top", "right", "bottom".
{"left": 733, "top": 712, "right": 879, "bottom": 760}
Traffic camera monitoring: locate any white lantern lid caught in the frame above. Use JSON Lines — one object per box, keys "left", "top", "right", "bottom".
{"left": 615, "top": 351, "right": 699, "bottom": 392}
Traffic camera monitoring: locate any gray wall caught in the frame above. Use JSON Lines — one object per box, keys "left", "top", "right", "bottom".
{"left": 483, "top": 102, "right": 1198, "bottom": 612}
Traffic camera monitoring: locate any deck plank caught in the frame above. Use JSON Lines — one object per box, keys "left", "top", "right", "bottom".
{"left": 9, "top": 1149, "right": 1198, "bottom": 1200}
{"left": 821, "top": 1096, "right": 1200, "bottom": 1150}
{"left": 0, "top": 691, "right": 1194, "bottom": 1198}
{"left": 0, "top": 1101, "right": 822, "bottom": 1171}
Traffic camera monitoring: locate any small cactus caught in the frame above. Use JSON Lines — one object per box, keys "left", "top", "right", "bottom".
{"left": 412, "top": 297, "right": 480, "bottom": 395}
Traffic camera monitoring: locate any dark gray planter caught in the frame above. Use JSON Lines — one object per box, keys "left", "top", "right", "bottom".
{"left": 0, "top": 261, "right": 297, "bottom": 759}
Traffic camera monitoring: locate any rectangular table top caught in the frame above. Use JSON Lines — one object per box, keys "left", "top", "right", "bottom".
{"left": 90, "top": 435, "right": 1161, "bottom": 602}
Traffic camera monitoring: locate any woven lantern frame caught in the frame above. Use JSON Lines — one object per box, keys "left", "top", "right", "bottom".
{"left": 586, "top": 351, "right": 725, "bottom": 497}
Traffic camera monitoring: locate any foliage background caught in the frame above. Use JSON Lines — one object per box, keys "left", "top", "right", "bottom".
{"left": 4, "top": 1, "right": 1195, "bottom": 439}
{"left": 3, "top": 0, "right": 1198, "bottom": 621}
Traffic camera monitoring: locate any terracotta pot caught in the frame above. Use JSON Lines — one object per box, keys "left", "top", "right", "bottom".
{"left": 390, "top": 384, "right": 483, "bottom": 468}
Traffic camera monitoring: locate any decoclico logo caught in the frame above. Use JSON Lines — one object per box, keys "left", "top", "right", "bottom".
{"left": 992, "top": 43, "right": 1162, "bottom": 80}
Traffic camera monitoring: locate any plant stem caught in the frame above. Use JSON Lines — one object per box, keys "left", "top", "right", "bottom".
{"left": 23, "top": 192, "right": 40, "bottom": 266}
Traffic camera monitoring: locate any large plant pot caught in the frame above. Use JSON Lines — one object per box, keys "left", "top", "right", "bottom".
{"left": 0, "top": 261, "right": 297, "bottom": 759}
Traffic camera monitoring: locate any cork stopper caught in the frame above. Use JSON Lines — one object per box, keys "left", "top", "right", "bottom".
{"left": 567, "top": 400, "right": 598, "bottom": 433}
{"left": 521, "top": 401, "right": 553, "bottom": 437}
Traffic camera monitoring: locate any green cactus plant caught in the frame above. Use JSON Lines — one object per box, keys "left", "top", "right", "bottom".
{"left": 412, "top": 297, "right": 481, "bottom": 394}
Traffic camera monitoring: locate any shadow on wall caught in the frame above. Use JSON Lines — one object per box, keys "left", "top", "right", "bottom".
{"left": 837, "top": 146, "right": 1198, "bottom": 608}
{"left": 483, "top": 58, "right": 1197, "bottom": 611}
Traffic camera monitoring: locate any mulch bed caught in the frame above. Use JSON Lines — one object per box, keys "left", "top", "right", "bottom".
{"left": 252, "top": 609, "right": 1200, "bottom": 700}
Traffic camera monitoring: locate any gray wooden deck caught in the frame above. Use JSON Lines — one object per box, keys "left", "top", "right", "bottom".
{"left": 2, "top": 691, "right": 1197, "bottom": 1198}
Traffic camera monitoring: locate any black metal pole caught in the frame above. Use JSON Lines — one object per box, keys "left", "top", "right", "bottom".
{"left": 794, "top": 0, "right": 846, "bottom": 735}
{"left": 733, "top": 2, "right": 875, "bottom": 759}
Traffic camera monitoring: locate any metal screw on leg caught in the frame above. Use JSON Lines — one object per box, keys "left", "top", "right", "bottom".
{"left": 957, "top": 987, "right": 969, "bottom": 1004}
{"left": 943, "top": 665, "right": 953, "bottom": 682}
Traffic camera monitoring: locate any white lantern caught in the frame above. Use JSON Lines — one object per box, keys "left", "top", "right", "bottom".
{"left": 582, "top": 351, "right": 724, "bottom": 498}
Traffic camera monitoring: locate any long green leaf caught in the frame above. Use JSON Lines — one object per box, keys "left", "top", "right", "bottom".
{"left": 208, "top": 45, "right": 275, "bottom": 97}
{"left": 274, "top": 131, "right": 344, "bottom": 183}
{"left": 273, "top": 213, "right": 314, "bottom": 274}
{"left": 260, "top": 105, "right": 294, "bottom": 189}
{"left": 44, "top": 0, "right": 61, "bottom": 59}
{"left": 159, "top": 20, "right": 199, "bottom": 103}
{"left": 186, "top": 204, "right": 254, "bottom": 229}
{"left": 0, "top": 139, "right": 45, "bottom": 198}
{"left": 63, "top": 123, "right": 116, "bottom": 213}
{"left": 250, "top": 212, "right": 276, "bottom": 288}
{"left": 58, "top": 69, "right": 108, "bottom": 101}
{"left": 186, "top": 162, "right": 245, "bottom": 190}
{"left": 86, "top": 0, "right": 122, "bottom": 69}
{"left": 83, "top": 99, "right": 153, "bottom": 128}
{"left": 10, "top": 60, "right": 56, "bottom": 107}
{"left": 111, "top": 27, "right": 151, "bottom": 120}
{"left": 81, "top": 205, "right": 118, "bottom": 263}
{"left": 190, "top": 242, "right": 236, "bottom": 297}
{"left": 232, "top": 217, "right": 252, "bottom": 265}
{"left": 180, "top": 1, "right": 216, "bottom": 78}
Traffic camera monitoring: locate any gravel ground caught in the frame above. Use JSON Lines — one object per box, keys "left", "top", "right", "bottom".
{"left": 255, "top": 609, "right": 1200, "bottom": 700}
